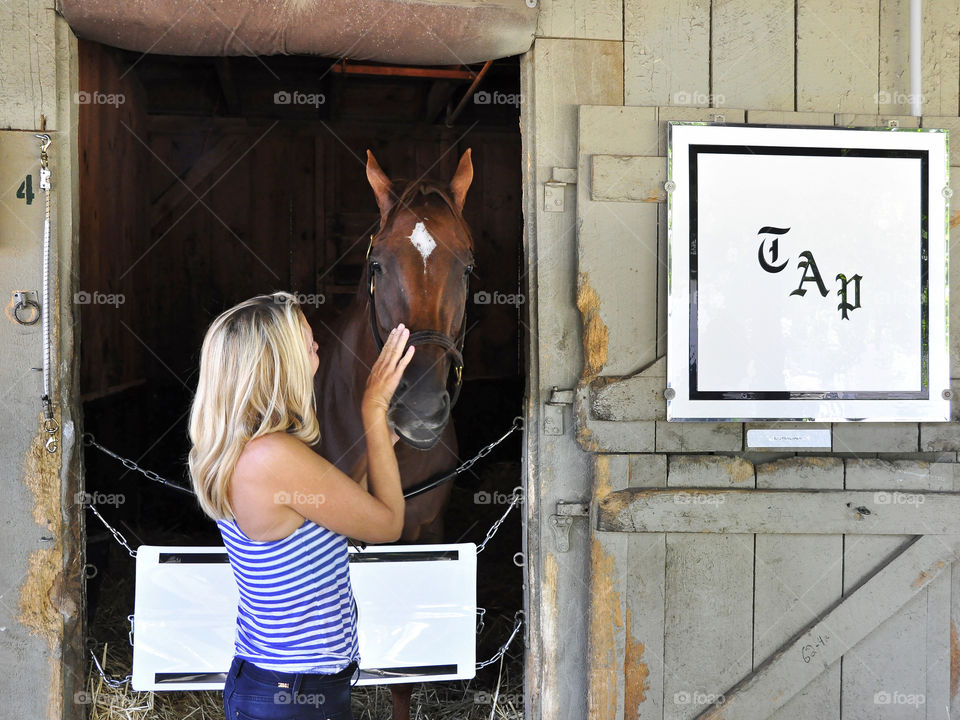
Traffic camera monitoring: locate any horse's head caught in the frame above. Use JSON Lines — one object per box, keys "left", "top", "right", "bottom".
{"left": 363, "top": 149, "right": 474, "bottom": 450}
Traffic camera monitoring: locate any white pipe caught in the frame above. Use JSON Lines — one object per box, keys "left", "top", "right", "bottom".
{"left": 910, "top": 0, "right": 922, "bottom": 116}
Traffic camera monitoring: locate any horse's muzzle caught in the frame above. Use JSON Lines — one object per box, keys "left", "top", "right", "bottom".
{"left": 389, "top": 392, "right": 451, "bottom": 450}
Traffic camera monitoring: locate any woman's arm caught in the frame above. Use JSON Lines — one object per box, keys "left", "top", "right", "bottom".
{"left": 242, "top": 325, "right": 414, "bottom": 543}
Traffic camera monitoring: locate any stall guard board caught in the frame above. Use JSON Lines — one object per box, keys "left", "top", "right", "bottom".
{"left": 574, "top": 106, "right": 960, "bottom": 720}
{"left": 131, "top": 543, "right": 476, "bottom": 691}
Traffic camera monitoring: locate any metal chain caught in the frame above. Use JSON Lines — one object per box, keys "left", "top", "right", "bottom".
{"left": 475, "top": 610, "right": 524, "bottom": 670}
{"left": 83, "top": 433, "right": 194, "bottom": 495}
{"left": 476, "top": 486, "right": 522, "bottom": 554}
{"left": 86, "top": 503, "right": 137, "bottom": 558}
{"left": 403, "top": 416, "right": 524, "bottom": 499}
{"left": 89, "top": 649, "right": 132, "bottom": 689}
{"left": 456, "top": 416, "right": 523, "bottom": 478}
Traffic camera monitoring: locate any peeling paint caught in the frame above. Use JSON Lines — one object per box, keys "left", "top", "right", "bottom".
{"left": 623, "top": 605, "right": 649, "bottom": 720}
{"left": 588, "top": 536, "right": 622, "bottom": 720}
{"left": 542, "top": 552, "right": 560, "bottom": 719}
{"left": 911, "top": 560, "right": 945, "bottom": 589}
{"left": 577, "top": 272, "right": 609, "bottom": 380}
{"left": 670, "top": 455, "right": 755, "bottom": 485}
{"left": 595, "top": 454, "right": 612, "bottom": 499}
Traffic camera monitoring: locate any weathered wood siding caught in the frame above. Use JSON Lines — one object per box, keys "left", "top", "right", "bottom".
{"left": 524, "top": 1, "right": 960, "bottom": 719}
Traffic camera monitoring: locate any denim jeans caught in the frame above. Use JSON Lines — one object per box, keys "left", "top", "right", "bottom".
{"left": 223, "top": 656, "right": 357, "bottom": 720}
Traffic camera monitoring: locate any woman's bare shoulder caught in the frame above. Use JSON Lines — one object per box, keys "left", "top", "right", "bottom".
{"left": 236, "top": 432, "right": 299, "bottom": 478}
{"left": 236, "top": 432, "right": 326, "bottom": 480}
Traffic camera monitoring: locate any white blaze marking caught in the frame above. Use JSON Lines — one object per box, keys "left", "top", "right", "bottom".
{"left": 407, "top": 221, "right": 436, "bottom": 271}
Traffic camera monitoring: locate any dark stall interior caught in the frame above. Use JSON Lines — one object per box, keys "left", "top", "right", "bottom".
{"left": 78, "top": 38, "right": 525, "bottom": 715}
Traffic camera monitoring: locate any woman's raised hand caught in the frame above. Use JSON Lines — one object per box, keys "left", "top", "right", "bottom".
{"left": 362, "top": 324, "right": 415, "bottom": 414}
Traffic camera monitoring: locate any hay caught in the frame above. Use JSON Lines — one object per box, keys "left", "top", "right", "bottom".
{"left": 82, "top": 643, "right": 225, "bottom": 720}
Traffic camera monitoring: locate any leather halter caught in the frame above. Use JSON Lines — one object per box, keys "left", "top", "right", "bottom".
{"left": 365, "top": 234, "right": 467, "bottom": 408}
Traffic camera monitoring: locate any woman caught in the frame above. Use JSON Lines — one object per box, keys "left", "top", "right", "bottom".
{"left": 188, "top": 291, "right": 414, "bottom": 720}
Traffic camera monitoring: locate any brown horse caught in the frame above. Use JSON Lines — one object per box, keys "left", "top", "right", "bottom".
{"left": 313, "top": 148, "right": 474, "bottom": 720}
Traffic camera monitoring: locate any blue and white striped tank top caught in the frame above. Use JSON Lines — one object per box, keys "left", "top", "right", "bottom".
{"left": 217, "top": 516, "right": 360, "bottom": 673}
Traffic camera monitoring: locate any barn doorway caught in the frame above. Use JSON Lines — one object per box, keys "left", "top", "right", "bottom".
{"left": 78, "top": 39, "right": 526, "bottom": 718}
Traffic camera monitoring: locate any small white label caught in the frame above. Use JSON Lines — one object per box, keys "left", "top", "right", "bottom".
{"left": 747, "top": 428, "right": 831, "bottom": 449}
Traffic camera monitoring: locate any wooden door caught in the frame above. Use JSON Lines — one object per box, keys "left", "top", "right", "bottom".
{"left": 574, "top": 105, "right": 960, "bottom": 720}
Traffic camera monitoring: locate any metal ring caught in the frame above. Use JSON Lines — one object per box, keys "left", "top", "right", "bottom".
{"left": 13, "top": 297, "right": 40, "bottom": 325}
{"left": 43, "top": 417, "right": 59, "bottom": 434}
{"left": 512, "top": 485, "right": 523, "bottom": 501}
{"left": 512, "top": 552, "right": 524, "bottom": 567}
{"left": 84, "top": 564, "right": 98, "bottom": 579}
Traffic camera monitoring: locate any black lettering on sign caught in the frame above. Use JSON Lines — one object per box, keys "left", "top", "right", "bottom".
{"left": 755, "top": 226, "right": 864, "bottom": 319}
{"left": 16, "top": 175, "right": 34, "bottom": 205}
{"left": 836, "top": 273, "right": 863, "bottom": 320}
{"left": 790, "top": 251, "right": 829, "bottom": 298}
{"left": 757, "top": 226, "right": 790, "bottom": 273}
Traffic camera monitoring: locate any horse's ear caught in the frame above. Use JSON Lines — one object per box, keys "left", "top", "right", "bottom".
{"left": 365, "top": 150, "right": 395, "bottom": 224}
{"left": 449, "top": 148, "right": 473, "bottom": 213}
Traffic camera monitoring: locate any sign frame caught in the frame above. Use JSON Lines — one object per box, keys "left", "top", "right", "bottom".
{"left": 666, "top": 122, "right": 950, "bottom": 422}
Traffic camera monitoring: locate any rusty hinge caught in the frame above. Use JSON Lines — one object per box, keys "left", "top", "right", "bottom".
{"left": 550, "top": 500, "right": 589, "bottom": 552}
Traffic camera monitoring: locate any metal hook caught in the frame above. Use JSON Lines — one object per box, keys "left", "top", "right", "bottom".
{"left": 35, "top": 134, "right": 51, "bottom": 154}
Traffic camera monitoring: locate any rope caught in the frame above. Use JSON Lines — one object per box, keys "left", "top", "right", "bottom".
{"left": 36, "top": 134, "right": 59, "bottom": 454}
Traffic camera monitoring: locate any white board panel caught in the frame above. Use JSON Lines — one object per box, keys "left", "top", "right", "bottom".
{"left": 666, "top": 123, "right": 950, "bottom": 421}
{"left": 131, "top": 543, "right": 476, "bottom": 691}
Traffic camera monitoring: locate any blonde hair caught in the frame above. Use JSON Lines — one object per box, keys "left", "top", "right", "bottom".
{"left": 188, "top": 291, "right": 320, "bottom": 520}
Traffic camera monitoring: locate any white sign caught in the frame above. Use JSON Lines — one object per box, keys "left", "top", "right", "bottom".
{"left": 131, "top": 544, "right": 476, "bottom": 691}
{"left": 667, "top": 123, "right": 950, "bottom": 422}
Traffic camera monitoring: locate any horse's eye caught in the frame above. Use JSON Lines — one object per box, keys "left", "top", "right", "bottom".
{"left": 369, "top": 261, "right": 382, "bottom": 274}
{"left": 464, "top": 264, "right": 474, "bottom": 276}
